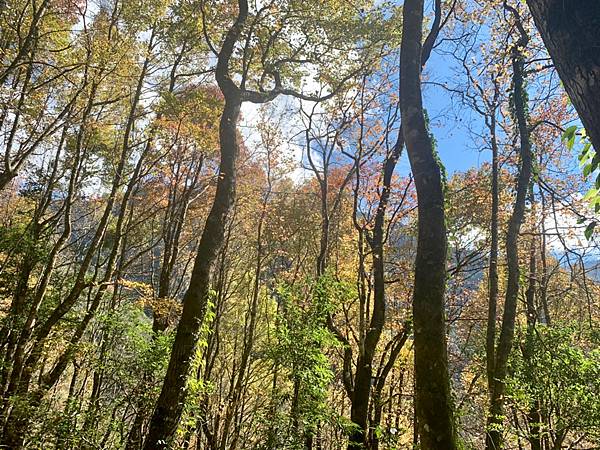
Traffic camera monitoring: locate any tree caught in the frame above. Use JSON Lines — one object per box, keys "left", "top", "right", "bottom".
{"left": 143, "top": 1, "right": 384, "bottom": 447}
{"left": 525, "top": 1, "right": 600, "bottom": 152}
{"left": 485, "top": 5, "right": 534, "bottom": 449}
{"left": 400, "top": 0, "right": 458, "bottom": 447}
{"left": 507, "top": 324, "right": 600, "bottom": 448}
{"left": 1, "top": 0, "right": 600, "bottom": 448}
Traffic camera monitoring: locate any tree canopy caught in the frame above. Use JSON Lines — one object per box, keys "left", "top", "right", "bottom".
{"left": 0, "top": 0, "right": 599, "bottom": 449}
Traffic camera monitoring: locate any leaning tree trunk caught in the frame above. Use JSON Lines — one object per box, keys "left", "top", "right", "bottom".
{"left": 142, "top": 0, "right": 250, "bottom": 445}
{"left": 399, "top": 0, "right": 457, "bottom": 448}
{"left": 142, "top": 93, "right": 241, "bottom": 449}
{"left": 526, "top": 1, "right": 600, "bottom": 151}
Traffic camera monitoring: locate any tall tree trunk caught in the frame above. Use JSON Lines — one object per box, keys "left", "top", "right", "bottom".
{"left": 486, "top": 111, "right": 500, "bottom": 395}
{"left": 523, "top": 237, "right": 542, "bottom": 450}
{"left": 347, "top": 133, "right": 403, "bottom": 450}
{"left": 142, "top": 2, "right": 254, "bottom": 445}
{"left": 143, "top": 1, "right": 250, "bottom": 443}
{"left": 525, "top": 0, "right": 600, "bottom": 151}
{"left": 486, "top": 12, "right": 532, "bottom": 448}
{"left": 400, "top": 0, "right": 457, "bottom": 448}
{"left": 142, "top": 93, "right": 241, "bottom": 449}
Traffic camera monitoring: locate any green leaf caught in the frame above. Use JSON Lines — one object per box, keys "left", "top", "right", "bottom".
{"left": 562, "top": 125, "right": 578, "bottom": 150}
{"left": 584, "top": 221, "right": 596, "bottom": 240}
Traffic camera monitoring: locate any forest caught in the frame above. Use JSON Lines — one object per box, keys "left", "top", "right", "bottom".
{"left": 0, "top": 0, "right": 599, "bottom": 449}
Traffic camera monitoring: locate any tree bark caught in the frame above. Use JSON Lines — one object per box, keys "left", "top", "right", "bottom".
{"left": 347, "top": 132, "right": 404, "bottom": 450}
{"left": 486, "top": 14, "right": 532, "bottom": 448}
{"left": 526, "top": 0, "right": 600, "bottom": 151}
{"left": 142, "top": 3, "right": 248, "bottom": 441}
{"left": 400, "top": 0, "right": 457, "bottom": 448}
{"left": 142, "top": 94, "right": 241, "bottom": 450}
{"left": 486, "top": 107, "right": 500, "bottom": 395}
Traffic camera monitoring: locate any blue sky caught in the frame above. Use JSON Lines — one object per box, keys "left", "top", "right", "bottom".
{"left": 425, "top": 60, "right": 486, "bottom": 173}
{"left": 389, "top": 50, "right": 488, "bottom": 177}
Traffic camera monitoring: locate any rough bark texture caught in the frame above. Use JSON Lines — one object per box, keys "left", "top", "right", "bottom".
{"left": 400, "top": 0, "right": 457, "bottom": 448}
{"left": 526, "top": 0, "right": 600, "bottom": 151}
{"left": 347, "top": 3, "right": 443, "bottom": 445}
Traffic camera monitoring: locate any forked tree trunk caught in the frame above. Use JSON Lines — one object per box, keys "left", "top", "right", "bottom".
{"left": 400, "top": 0, "right": 457, "bottom": 447}
{"left": 142, "top": 1, "right": 249, "bottom": 445}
